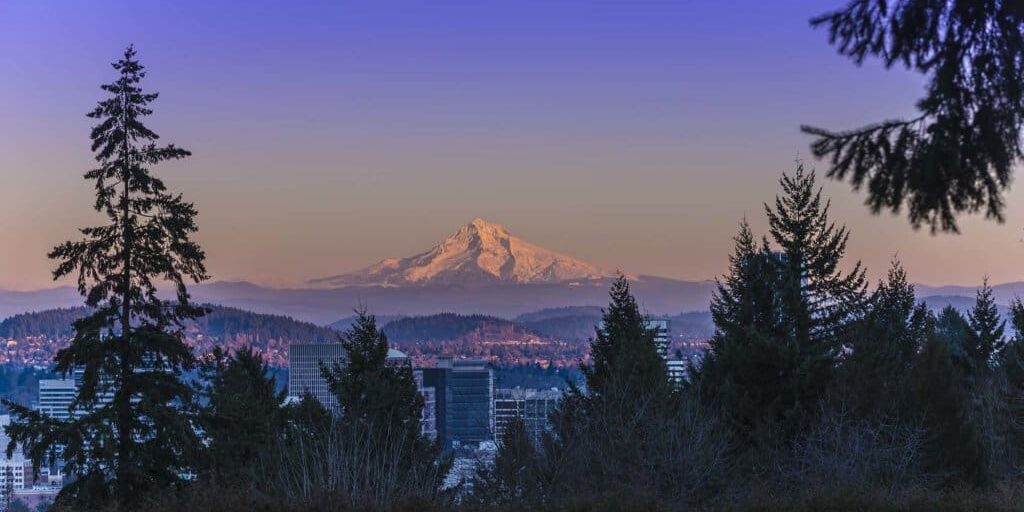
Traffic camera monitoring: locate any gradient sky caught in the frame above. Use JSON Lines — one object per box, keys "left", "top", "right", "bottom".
{"left": 2, "top": 0, "right": 1022, "bottom": 291}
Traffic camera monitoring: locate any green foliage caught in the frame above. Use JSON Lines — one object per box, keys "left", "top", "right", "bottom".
{"left": 320, "top": 310, "right": 448, "bottom": 504}
{"left": 694, "top": 220, "right": 791, "bottom": 445}
{"left": 196, "top": 346, "right": 287, "bottom": 485}
{"left": 839, "top": 259, "right": 927, "bottom": 418}
{"left": 804, "top": 0, "right": 1024, "bottom": 232}
{"left": 910, "top": 313, "right": 989, "bottom": 486}
{"left": 469, "top": 416, "right": 541, "bottom": 506}
{"left": 326, "top": 312, "right": 424, "bottom": 429}
{"left": 2, "top": 46, "right": 206, "bottom": 509}
{"left": 284, "top": 390, "right": 332, "bottom": 435}
{"left": 696, "top": 166, "right": 866, "bottom": 448}
{"left": 583, "top": 275, "right": 670, "bottom": 399}
{"left": 0, "top": 304, "right": 335, "bottom": 348}
{"left": 766, "top": 165, "right": 868, "bottom": 348}
{"left": 0, "top": 308, "right": 89, "bottom": 340}
{"left": 539, "top": 276, "right": 728, "bottom": 507}
{"left": 380, "top": 314, "right": 530, "bottom": 343}
{"left": 966, "top": 281, "right": 1007, "bottom": 372}
{"left": 1000, "top": 299, "right": 1024, "bottom": 462}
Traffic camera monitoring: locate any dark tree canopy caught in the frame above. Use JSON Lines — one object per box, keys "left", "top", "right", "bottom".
{"left": 470, "top": 415, "right": 541, "bottom": 506}
{"left": 320, "top": 310, "right": 445, "bottom": 501}
{"left": 2, "top": 46, "right": 206, "bottom": 509}
{"left": 804, "top": 0, "right": 1024, "bottom": 232}
{"left": 196, "top": 346, "right": 286, "bottom": 485}
{"left": 583, "top": 275, "right": 671, "bottom": 400}
{"left": 766, "top": 165, "right": 868, "bottom": 349}
{"left": 838, "top": 259, "right": 928, "bottom": 418}
{"left": 965, "top": 280, "right": 1007, "bottom": 371}
{"left": 695, "top": 166, "right": 866, "bottom": 447}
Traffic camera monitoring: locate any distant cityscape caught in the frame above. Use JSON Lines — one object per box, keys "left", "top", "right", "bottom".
{"left": 3, "top": 318, "right": 697, "bottom": 504}
{"left": 288, "top": 319, "right": 692, "bottom": 452}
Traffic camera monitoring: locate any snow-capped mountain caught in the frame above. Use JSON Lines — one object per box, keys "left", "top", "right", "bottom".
{"left": 310, "top": 218, "right": 617, "bottom": 287}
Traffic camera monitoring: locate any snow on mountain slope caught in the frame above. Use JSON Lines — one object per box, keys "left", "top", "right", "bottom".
{"left": 310, "top": 218, "right": 617, "bottom": 287}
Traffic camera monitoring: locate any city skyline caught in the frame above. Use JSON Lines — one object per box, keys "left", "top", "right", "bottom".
{"left": 3, "top": 0, "right": 1024, "bottom": 291}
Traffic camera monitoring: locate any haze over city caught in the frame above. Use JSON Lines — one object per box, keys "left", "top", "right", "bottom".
{"left": 4, "top": 0, "right": 1023, "bottom": 292}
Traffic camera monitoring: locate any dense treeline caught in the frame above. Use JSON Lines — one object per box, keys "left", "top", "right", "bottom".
{"left": 0, "top": 305, "right": 335, "bottom": 346}
{"left": 515, "top": 307, "right": 715, "bottom": 341}
{"left": 190, "top": 305, "right": 337, "bottom": 344}
{"left": 381, "top": 313, "right": 536, "bottom": 343}
{"left": 0, "top": 307, "right": 89, "bottom": 340}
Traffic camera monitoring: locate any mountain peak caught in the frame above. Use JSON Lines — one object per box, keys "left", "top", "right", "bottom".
{"left": 310, "top": 219, "right": 615, "bottom": 288}
{"left": 461, "top": 217, "right": 508, "bottom": 236}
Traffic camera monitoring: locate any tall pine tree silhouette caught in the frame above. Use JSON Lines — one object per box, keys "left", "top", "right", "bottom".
{"left": 696, "top": 166, "right": 866, "bottom": 446}
{"left": 3, "top": 46, "right": 206, "bottom": 509}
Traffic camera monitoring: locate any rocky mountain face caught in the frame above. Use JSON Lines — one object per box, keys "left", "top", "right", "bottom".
{"left": 309, "top": 218, "right": 617, "bottom": 288}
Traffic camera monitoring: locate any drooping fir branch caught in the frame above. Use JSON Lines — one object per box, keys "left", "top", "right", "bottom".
{"left": 803, "top": 0, "right": 1024, "bottom": 233}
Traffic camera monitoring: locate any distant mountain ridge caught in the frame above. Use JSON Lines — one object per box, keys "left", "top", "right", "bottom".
{"left": 310, "top": 218, "right": 618, "bottom": 288}
{"left": 188, "top": 276, "right": 717, "bottom": 324}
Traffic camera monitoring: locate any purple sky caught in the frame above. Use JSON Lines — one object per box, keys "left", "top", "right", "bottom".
{"left": 2, "top": 0, "right": 1022, "bottom": 290}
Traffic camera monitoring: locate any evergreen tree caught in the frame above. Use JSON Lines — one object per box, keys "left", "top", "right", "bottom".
{"left": 803, "top": 0, "right": 1024, "bottom": 233}
{"left": 3, "top": 46, "right": 205, "bottom": 509}
{"left": 910, "top": 310, "right": 988, "bottom": 486}
{"left": 542, "top": 276, "right": 714, "bottom": 506}
{"left": 583, "top": 275, "right": 672, "bottom": 400}
{"left": 692, "top": 221, "right": 791, "bottom": 445}
{"left": 285, "top": 389, "right": 332, "bottom": 436}
{"left": 196, "top": 346, "right": 286, "bottom": 485}
{"left": 322, "top": 310, "right": 447, "bottom": 502}
{"left": 935, "top": 305, "right": 973, "bottom": 374}
{"left": 839, "top": 259, "right": 927, "bottom": 418}
{"left": 470, "top": 416, "right": 540, "bottom": 506}
{"left": 999, "top": 299, "right": 1024, "bottom": 465}
{"left": 766, "top": 165, "right": 868, "bottom": 350}
{"left": 326, "top": 311, "right": 424, "bottom": 435}
{"left": 696, "top": 166, "right": 866, "bottom": 447}
{"left": 966, "top": 281, "right": 1007, "bottom": 372}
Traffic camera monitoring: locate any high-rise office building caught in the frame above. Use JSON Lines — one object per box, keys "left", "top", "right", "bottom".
{"left": 420, "top": 367, "right": 449, "bottom": 445}
{"left": 289, "top": 343, "right": 431, "bottom": 423}
{"left": 600, "top": 318, "right": 672, "bottom": 359}
{"left": 288, "top": 343, "right": 346, "bottom": 412}
{"left": 493, "top": 388, "right": 561, "bottom": 443}
{"left": 439, "top": 358, "right": 493, "bottom": 448}
{"left": 645, "top": 319, "right": 671, "bottom": 359}
{"left": 414, "top": 369, "right": 437, "bottom": 441}
{"left": 36, "top": 379, "right": 77, "bottom": 421}
{"left": 666, "top": 359, "right": 688, "bottom": 387}
{"left": 0, "top": 416, "right": 31, "bottom": 492}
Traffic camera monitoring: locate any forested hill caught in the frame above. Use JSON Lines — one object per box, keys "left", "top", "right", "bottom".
{"left": 380, "top": 313, "right": 537, "bottom": 343}
{"left": 188, "top": 305, "right": 337, "bottom": 344}
{"left": 0, "top": 305, "right": 337, "bottom": 344}
{"left": 0, "top": 307, "right": 88, "bottom": 340}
